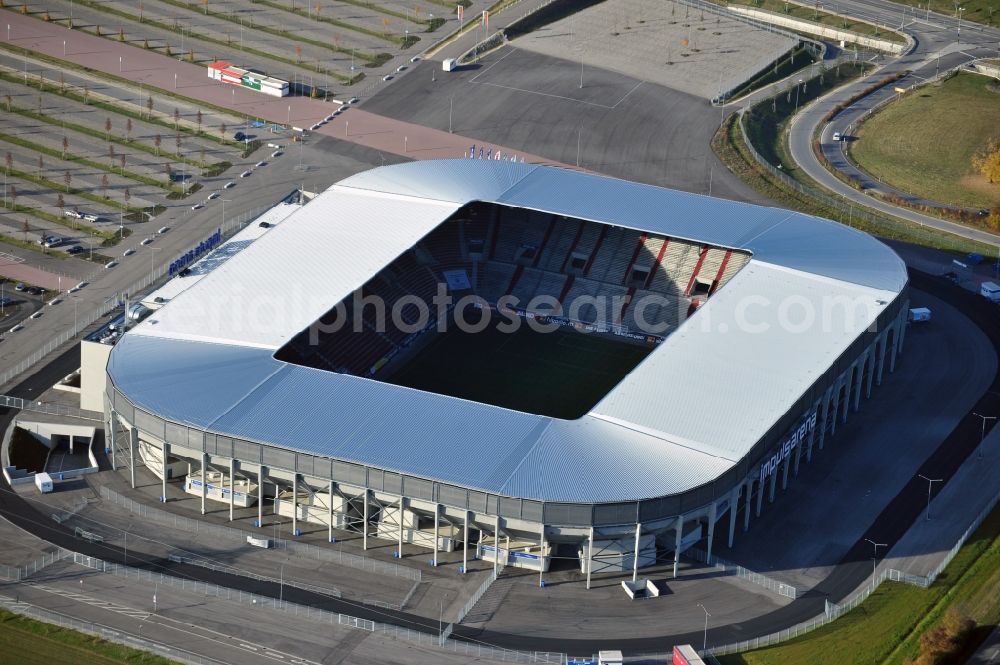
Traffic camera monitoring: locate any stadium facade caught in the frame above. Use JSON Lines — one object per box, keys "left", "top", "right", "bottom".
{"left": 103, "top": 160, "right": 909, "bottom": 580}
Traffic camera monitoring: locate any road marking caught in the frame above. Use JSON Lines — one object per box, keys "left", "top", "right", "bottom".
{"left": 26, "top": 582, "right": 151, "bottom": 620}
{"left": 0, "top": 251, "right": 25, "bottom": 264}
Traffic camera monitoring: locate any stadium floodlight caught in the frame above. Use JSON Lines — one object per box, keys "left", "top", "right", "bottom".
{"left": 972, "top": 413, "right": 997, "bottom": 459}
{"left": 864, "top": 538, "right": 887, "bottom": 578}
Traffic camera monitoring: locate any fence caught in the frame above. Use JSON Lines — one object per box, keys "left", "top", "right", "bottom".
{"left": 0, "top": 395, "right": 102, "bottom": 421}
{"left": 733, "top": 61, "right": 992, "bottom": 252}
{"left": 0, "top": 547, "right": 72, "bottom": 582}
{"left": 0, "top": 205, "right": 268, "bottom": 392}
{"left": 0, "top": 593, "right": 227, "bottom": 665}
{"left": 455, "top": 567, "right": 498, "bottom": 625}
{"left": 72, "top": 551, "right": 564, "bottom": 662}
{"left": 686, "top": 547, "right": 797, "bottom": 599}
{"left": 705, "top": 483, "right": 1000, "bottom": 657}
{"left": 100, "top": 486, "right": 421, "bottom": 581}
{"left": 166, "top": 552, "right": 343, "bottom": 598}
{"left": 71, "top": 551, "right": 377, "bottom": 630}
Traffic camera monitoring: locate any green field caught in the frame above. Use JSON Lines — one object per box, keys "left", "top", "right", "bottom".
{"left": 923, "top": 1, "right": 1000, "bottom": 27}
{"left": 850, "top": 72, "right": 1000, "bottom": 209}
{"left": 384, "top": 318, "right": 653, "bottom": 419}
{"left": 718, "top": 502, "right": 1000, "bottom": 665}
{"left": 0, "top": 608, "right": 179, "bottom": 664}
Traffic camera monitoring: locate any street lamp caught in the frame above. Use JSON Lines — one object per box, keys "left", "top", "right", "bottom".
{"left": 918, "top": 474, "right": 943, "bottom": 521}
{"left": 972, "top": 413, "right": 997, "bottom": 458}
{"left": 698, "top": 604, "right": 711, "bottom": 652}
{"left": 119, "top": 55, "right": 123, "bottom": 72}
{"left": 794, "top": 78, "right": 804, "bottom": 111}
{"left": 864, "top": 538, "right": 887, "bottom": 578}
{"left": 957, "top": 6, "right": 965, "bottom": 43}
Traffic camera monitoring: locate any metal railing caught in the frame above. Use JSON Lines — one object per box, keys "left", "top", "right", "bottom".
{"left": 72, "top": 551, "right": 376, "bottom": 631}
{"left": 0, "top": 205, "right": 267, "bottom": 392}
{"left": 167, "top": 552, "right": 343, "bottom": 598}
{"left": 733, "top": 60, "right": 993, "bottom": 251}
{"left": 0, "top": 547, "right": 72, "bottom": 581}
{"left": 705, "top": 484, "right": 1000, "bottom": 656}
{"left": 0, "top": 394, "right": 102, "bottom": 421}
{"left": 456, "top": 568, "right": 498, "bottom": 625}
{"left": 101, "top": 486, "right": 421, "bottom": 581}
{"left": 0, "top": 593, "right": 227, "bottom": 665}
{"left": 686, "top": 547, "right": 797, "bottom": 599}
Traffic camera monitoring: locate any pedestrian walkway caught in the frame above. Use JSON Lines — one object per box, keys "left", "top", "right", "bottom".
{"left": 2, "top": 12, "right": 566, "bottom": 168}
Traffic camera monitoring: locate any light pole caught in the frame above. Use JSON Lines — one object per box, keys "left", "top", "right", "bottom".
{"left": 150, "top": 247, "right": 160, "bottom": 281}
{"left": 698, "top": 604, "right": 710, "bottom": 652}
{"left": 119, "top": 55, "right": 123, "bottom": 72}
{"left": 794, "top": 78, "right": 803, "bottom": 111}
{"left": 279, "top": 561, "right": 284, "bottom": 602}
{"left": 918, "top": 474, "right": 943, "bottom": 521}
{"left": 957, "top": 6, "right": 965, "bottom": 43}
{"left": 864, "top": 538, "right": 887, "bottom": 578}
{"left": 972, "top": 413, "right": 997, "bottom": 458}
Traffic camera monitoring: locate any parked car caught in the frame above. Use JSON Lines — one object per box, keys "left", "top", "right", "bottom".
{"left": 832, "top": 132, "right": 841, "bottom": 142}
{"left": 207, "top": 192, "right": 220, "bottom": 200}
{"left": 192, "top": 203, "right": 204, "bottom": 210}
{"left": 14, "top": 282, "right": 26, "bottom": 291}
{"left": 224, "top": 181, "right": 236, "bottom": 189}
{"left": 240, "top": 170, "right": 252, "bottom": 178}
{"left": 65, "top": 245, "right": 84, "bottom": 255}
{"left": 234, "top": 131, "right": 247, "bottom": 142}
{"left": 83, "top": 213, "right": 102, "bottom": 223}
{"left": 63, "top": 209, "right": 82, "bottom": 219}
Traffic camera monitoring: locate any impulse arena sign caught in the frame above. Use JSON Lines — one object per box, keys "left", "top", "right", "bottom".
{"left": 758, "top": 411, "right": 818, "bottom": 484}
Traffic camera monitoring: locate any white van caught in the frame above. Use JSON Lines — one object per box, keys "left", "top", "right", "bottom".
{"left": 35, "top": 472, "right": 53, "bottom": 493}
{"left": 981, "top": 282, "right": 1000, "bottom": 303}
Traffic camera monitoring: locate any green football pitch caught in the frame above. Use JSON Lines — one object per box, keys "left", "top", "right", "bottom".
{"left": 383, "top": 318, "right": 654, "bottom": 419}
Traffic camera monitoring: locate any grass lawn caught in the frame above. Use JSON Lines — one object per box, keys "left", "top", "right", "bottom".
{"left": 923, "top": 1, "right": 1000, "bottom": 27}
{"left": 0, "top": 607, "right": 179, "bottom": 664}
{"left": 713, "top": 0, "right": 907, "bottom": 42}
{"left": 718, "top": 502, "right": 1000, "bottom": 665}
{"left": 384, "top": 317, "right": 653, "bottom": 419}
{"left": 850, "top": 72, "right": 1000, "bottom": 209}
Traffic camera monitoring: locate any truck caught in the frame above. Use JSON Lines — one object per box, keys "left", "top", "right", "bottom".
{"left": 442, "top": 58, "right": 457, "bottom": 72}
{"left": 672, "top": 645, "right": 706, "bottom": 665}
{"left": 908, "top": 307, "right": 931, "bottom": 323}
{"left": 35, "top": 472, "right": 53, "bottom": 493}
{"left": 981, "top": 282, "right": 1000, "bottom": 303}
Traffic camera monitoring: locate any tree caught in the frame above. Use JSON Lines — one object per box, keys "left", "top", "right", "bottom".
{"left": 119, "top": 153, "right": 126, "bottom": 175}
{"left": 154, "top": 134, "right": 161, "bottom": 156}
{"left": 21, "top": 218, "right": 29, "bottom": 241}
{"left": 123, "top": 187, "right": 131, "bottom": 209}
{"left": 146, "top": 95, "right": 154, "bottom": 119}
{"left": 973, "top": 138, "right": 1000, "bottom": 184}
{"left": 175, "top": 134, "right": 182, "bottom": 153}
{"left": 105, "top": 117, "right": 112, "bottom": 141}
{"left": 164, "top": 163, "right": 173, "bottom": 183}
{"left": 100, "top": 174, "right": 109, "bottom": 198}
{"left": 219, "top": 122, "right": 227, "bottom": 143}
{"left": 9, "top": 184, "right": 15, "bottom": 210}
{"left": 108, "top": 143, "right": 116, "bottom": 164}
{"left": 3, "top": 94, "right": 10, "bottom": 112}
{"left": 64, "top": 170, "right": 71, "bottom": 192}
{"left": 295, "top": 44, "right": 302, "bottom": 63}
{"left": 56, "top": 192, "right": 64, "bottom": 211}
{"left": 196, "top": 110, "right": 203, "bottom": 134}
{"left": 5, "top": 152, "right": 12, "bottom": 175}
{"left": 62, "top": 135, "right": 69, "bottom": 159}
{"left": 199, "top": 146, "right": 206, "bottom": 167}
{"left": 59, "top": 71, "right": 65, "bottom": 93}
{"left": 126, "top": 118, "right": 133, "bottom": 141}
{"left": 83, "top": 85, "right": 90, "bottom": 105}
{"left": 36, "top": 154, "right": 43, "bottom": 176}
{"left": 173, "top": 107, "right": 180, "bottom": 129}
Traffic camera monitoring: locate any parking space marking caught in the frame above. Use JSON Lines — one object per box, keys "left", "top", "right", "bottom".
{"left": 0, "top": 251, "right": 25, "bottom": 264}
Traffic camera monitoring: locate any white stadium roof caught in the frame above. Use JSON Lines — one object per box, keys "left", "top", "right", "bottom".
{"left": 108, "top": 160, "right": 908, "bottom": 503}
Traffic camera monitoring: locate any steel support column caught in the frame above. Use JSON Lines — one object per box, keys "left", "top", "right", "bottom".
{"left": 493, "top": 514, "right": 501, "bottom": 575}
{"left": 257, "top": 464, "right": 265, "bottom": 528}
{"left": 161, "top": 442, "right": 169, "bottom": 502}
{"left": 673, "top": 516, "right": 683, "bottom": 578}
{"left": 433, "top": 504, "right": 440, "bottom": 566}
{"left": 398, "top": 495, "right": 405, "bottom": 558}
{"left": 200, "top": 452, "right": 207, "bottom": 515}
{"left": 108, "top": 411, "right": 117, "bottom": 472}
{"left": 744, "top": 479, "right": 753, "bottom": 531}
{"left": 781, "top": 452, "right": 790, "bottom": 491}
{"left": 229, "top": 458, "right": 235, "bottom": 522}
{"left": 328, "top": 480, "right": 334, "bottom": 543}
{"left": 539, "top": 523, "right": 545, "bottom": 587}
{"left": 291, "top": 473, "right": 298, "bottom": 537}
{"left": 462, "top": 511, "right": 469, "bottom": 574}
{"left": 706, "top": 502, "right": 717, "bottom": 563}
{"left": 633, "top": 523, "right": 642, "bottom": 582}
{"left": 362, "top": 489, "right": 369, "bottom": 550}
{"left": 586, "top": 526, "right": 594, "bottom": 590}
{"left": 728, "top": 484, "right": 740, "bottom": 548}
{"left": 129, "top": 427, "right": 138, "bottom": 489}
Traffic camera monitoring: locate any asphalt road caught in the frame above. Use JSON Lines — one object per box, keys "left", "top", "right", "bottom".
{"left": 1, "top": 265, "right": 998, "bottom": 655}
{"left": 787, "top": 0, "right": 1000, "bottom": 245}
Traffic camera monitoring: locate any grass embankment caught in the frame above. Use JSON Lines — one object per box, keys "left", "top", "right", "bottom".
{"left": 711, "top": 63, "right": 997, "bottom": 256}
{"left": 921, "top": 1, "right": 999, "bottom": 27}
{"left": 710, "top": 0, "right": 907, "bottom": 43}
{"left": 725, "top": 42, "right": 816, "bottom": 102}
{"left": 850, "top": 72, "right": 1000, "bottom": 210}
{"left": 718, "top": 503, "right": 1000, "bottom": 665}
{"left": 0, "top": 606, "right": 181, "bottom": 665}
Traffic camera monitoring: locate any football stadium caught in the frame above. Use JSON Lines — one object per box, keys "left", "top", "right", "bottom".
{"left": 103, "top": 160, "right": 910, "bottom": 581}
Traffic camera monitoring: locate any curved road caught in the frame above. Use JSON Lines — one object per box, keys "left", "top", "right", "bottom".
{"left": 787, "top": 0, "right": 1000, "bottom": 246}
{"left": 1, "top": 270, "right": 999, "bottom": 656}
